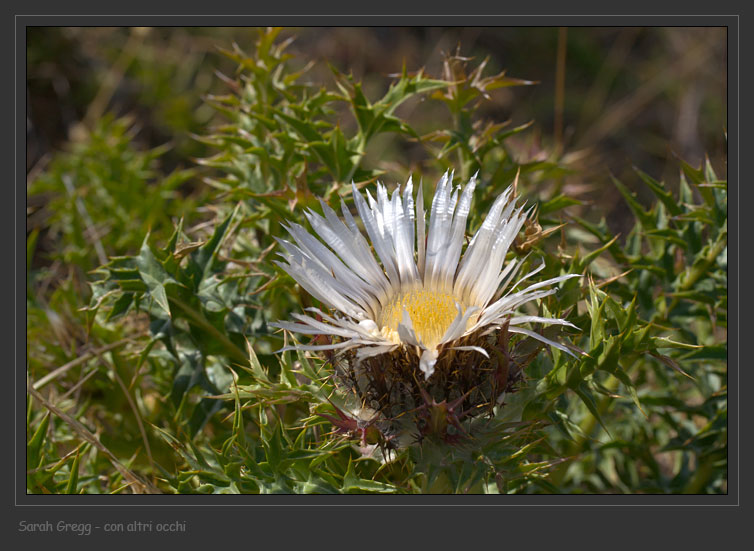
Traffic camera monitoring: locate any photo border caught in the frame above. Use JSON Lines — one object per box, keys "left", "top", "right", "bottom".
{"left": 9, "top": 4, "right": 744, "bottom": 544}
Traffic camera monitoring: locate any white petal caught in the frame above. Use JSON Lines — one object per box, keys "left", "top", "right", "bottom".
{"left": 454, "top": 185, "right": 515, "bottom": 301}
{"left": 508, "top": 316, "right": 579, "bottom": 330}
{"left": 397, "top": 309, "right": 422, "bottom": 347}
{"left": 271, "top": 320, "right": 361, "bottom": 339}
{"left": 358, "top": 319, "right": 381, "bottom": 336}
{"left": 502, "top": 261, "right": 545, "bottom": 295}
{"left": 470, "top": 205, "right": 528, "bottom": 305}
{"left": 356, "top": 344, "right": 399, "bottom": 359}
{"left": 275, "top": 240, "right": 370, "bottom": 318}
{"left": 274, "top": 258, "right": 365, "bottom": 320}
{"left": 390, "top": 185, "right": 420, "bottom": 285}
{"left": 313, "top": 200, "right": 391, "bottom": 299}
{"left": 479, "top": 256, "right": 523, "bottom": 308}
{"left": 505, "top": 273, "right": 582, "bottom": 301}
{"left": 449, "top": 345, "right": 489, "bottom": 358}
{"left": 440, "top": 303, "right": 480, "bottom": 343}
{"left": 507, "top": 326, "right": 576, "bottom": 357}
{"left": 292, "top": 311, "right": 393, "bottom": 343}
{"left": 419, "top": 348, "right": 440, "bottom": 379}
{"left": 277, "top": 339, "right": 376, "bottom": 353}
{"left": 489, "top": 255, "right": 528, "bottom": 304}
{"left": 474, "top": 288, "right": 560, "bottom": 329}
{"left": 403, "top": 177, "right": 416, "bottom": 261}
{"left": 416, "top": 179, "right": 426, "bottom": 278}
{"left": 439, "top": 173, "right": 477, "bottom": 290}
{"left": 284, "top": 222, "right": 380, "bottom": 316}
{"left": 425, "top": 171, "right": 455, "bottom": 290}
{"left": 352, "top": 182, "right": 401, "bottom": 285}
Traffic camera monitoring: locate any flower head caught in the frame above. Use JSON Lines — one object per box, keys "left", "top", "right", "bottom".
{"left": 272, "top": 172, "right": 579, "bottom": 381}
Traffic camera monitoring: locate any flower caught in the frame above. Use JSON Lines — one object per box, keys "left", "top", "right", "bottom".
{"left": 272, "top": 171, "right": 579, "bottom": 381}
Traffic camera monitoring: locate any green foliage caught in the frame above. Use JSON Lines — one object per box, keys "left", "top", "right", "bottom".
{"left": 28, "top": 114, "right": 198, "bottom": 272}
{"left": 199, "top": 30, "right": 455, "bottom": 202}
{"left": 27, "top": 27, "right": 727, "bottom": 495}
{"left": 538, "top": 159, "right": 727, "bottom": 494}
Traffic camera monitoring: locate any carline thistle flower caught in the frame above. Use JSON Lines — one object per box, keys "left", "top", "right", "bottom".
{"left": 273, "top": 171, "right": 578, "bottom": 374}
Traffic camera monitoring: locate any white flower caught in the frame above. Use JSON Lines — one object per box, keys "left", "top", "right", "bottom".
{"left": 272, "top": 172, "right": 579, "bottom": 379}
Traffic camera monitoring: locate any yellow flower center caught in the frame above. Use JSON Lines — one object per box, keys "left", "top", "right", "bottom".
{"left": 379, "top": 287, "right": 472, "bottom": 348}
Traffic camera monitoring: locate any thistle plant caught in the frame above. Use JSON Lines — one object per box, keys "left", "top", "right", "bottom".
{"left": 27, "top": 28, "right": 727, "bottom": 495}
{"left": 272, "top": 171, "right": 581, "bottom": 450}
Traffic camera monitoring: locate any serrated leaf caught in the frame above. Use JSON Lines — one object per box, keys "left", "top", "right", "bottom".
{"left": 187, "top": 205, "right": 240, "bottom": 289}
{"left": 573, "top": 383, "right": 611, "bottom": 438}
{"left": 650, "top": 352, "right": 695, "bottom": 380}
{"left": 539, "top": 195, "right": 583, "bottom": 216}
{"left": 587, "top": 283, "right": 607, "bottom": 348}
{"left": 651, "top": 337, "right": 703, "bottom": 351}
{"left": 634, "top": 167, "right": 682, "bottom": 216}
{"left": 106, "top": 292, "right": 135, "bottom": 321}
{"left": 135, "top": 237, "right": 174, "bottom": 317}
{"left": 678, "top": 344, "right": 726, "bottom": 361}
{"left": 577, "top": 234, "right": 620, "bottom": 272}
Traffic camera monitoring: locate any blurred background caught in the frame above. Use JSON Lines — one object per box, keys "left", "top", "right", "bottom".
{"left": 27, "top": 26, "right": 727, "bottom": 263}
